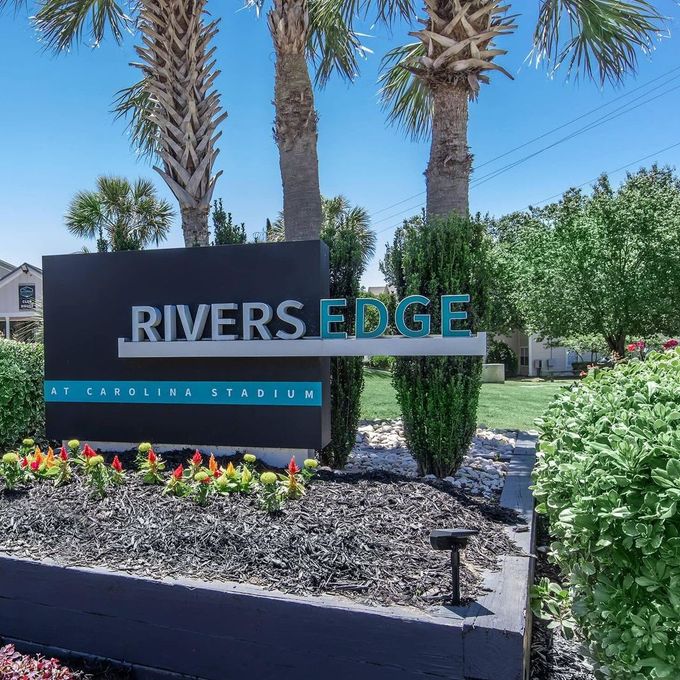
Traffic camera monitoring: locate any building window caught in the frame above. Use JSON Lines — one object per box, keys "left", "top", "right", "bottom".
{"left": 520, "top": 347, "right": 529, "bottom": 367}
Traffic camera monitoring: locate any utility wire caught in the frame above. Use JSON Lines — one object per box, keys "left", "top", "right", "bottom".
{"left": 526, "top": 140, "right": 680, "bottom": 208}
{"left": 368, "top": 65, "right": 680, "bottom": 225}
{"left": 373, "top": 139, "right": 680, "bottom": 237}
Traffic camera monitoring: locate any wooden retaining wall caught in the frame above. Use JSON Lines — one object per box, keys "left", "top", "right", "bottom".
{"left": 0, "top": 436, "right": 536, "bottom": 680}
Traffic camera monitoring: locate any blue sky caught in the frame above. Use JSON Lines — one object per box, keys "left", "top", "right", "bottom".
{"left": 1, "top": 3, "right": 679, "bottom": 285}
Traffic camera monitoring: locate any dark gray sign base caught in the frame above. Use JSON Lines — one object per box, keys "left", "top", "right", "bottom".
{"left": 0, "top": 439, "right": 536, "bottom": 680}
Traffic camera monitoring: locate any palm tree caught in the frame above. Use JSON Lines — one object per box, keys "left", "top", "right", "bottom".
{"left": 65, "top": 177, "right": 174, "bottom": 252}
{"left": 380, "top": 0, "right": 666, "bottom": 219}
{"left": 35, "top": 0, "right": 226, "bottom": 247}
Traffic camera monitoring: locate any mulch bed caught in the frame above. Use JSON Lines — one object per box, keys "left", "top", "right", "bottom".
{"left": 0, "top": 469, "right": 520, "bottom": 610}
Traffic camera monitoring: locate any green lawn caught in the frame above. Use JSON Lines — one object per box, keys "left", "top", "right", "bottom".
{"left": 361, "top": 369, "right": 567, "bottom": 431}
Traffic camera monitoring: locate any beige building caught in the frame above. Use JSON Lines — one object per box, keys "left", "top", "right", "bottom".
{"left": 0, "top": 260, "right": 42, "bottom": 339}
{"left": 497, "top": 330, "right": 599, "bottom": 377}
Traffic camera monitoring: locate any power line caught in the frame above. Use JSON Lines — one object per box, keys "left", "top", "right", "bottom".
{"left": 371, "top": 73, "right": 680, "bottom": 227}
{"left": 368, "top": 65, "right": 680, "bottom": 224}
{"left": 470, "top": 80, "right": 680, "bottom": 189}
{"left": 373, "top": 139, "right": 680, "bottom": 238}
{"left": 527, "top": 140, "right": 680, "bottom": 208}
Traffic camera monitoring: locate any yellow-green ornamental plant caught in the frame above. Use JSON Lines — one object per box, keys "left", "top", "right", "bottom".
{"left": 0, "top": 452, "right": 26, "bottom": 490}
{"left": 84, "top": 455, "right": 108, "bottom": 499}
{"left": 258, "top": 471, "right": 283, "bottom": 513}
{"left": 301, "top": 458, "right": 318, "bottom": 483}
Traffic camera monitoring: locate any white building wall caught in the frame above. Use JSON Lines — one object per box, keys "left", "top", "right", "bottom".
{"left": 0, "top": 269, "right": 43, "bottom": 315}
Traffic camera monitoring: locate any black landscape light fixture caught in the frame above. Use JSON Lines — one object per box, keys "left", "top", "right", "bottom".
{"left": 430, "top": 528, "right": 479, "bottom": 605}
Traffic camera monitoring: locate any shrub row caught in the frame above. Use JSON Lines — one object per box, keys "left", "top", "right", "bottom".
{"left": 533, "top": 349, "right": 680, "bottom": 678}
{"left": 0, "top": 340, "right": 44, "bottom": 451}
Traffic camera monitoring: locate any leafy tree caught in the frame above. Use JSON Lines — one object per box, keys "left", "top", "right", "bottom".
{"left": 505, "top": 166, "right": 680, "bottom": 359}
{"left": 211, "top": 199, "right": 247, "bottom": 245}
{"left": 36, "top": 0, "right": 226, "bottom": 246}
{"left": 65, "top": 177, "right": 174, "bottom": 252}
{"left": 379, "top": 1, "right": 665, "bottom": 218}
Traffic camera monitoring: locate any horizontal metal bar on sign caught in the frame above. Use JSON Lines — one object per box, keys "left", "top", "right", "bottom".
{"left": 118, "top": 334, "right": 487, "bottom": 358}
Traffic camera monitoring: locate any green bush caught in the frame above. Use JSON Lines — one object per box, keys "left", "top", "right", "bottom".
{"left": 533, "top": 349, "right": 680, "bottom": 678}
{"left": 319, "top": 198, "right": 375, "bottom": 468}
{"left": 487, "top": 339, "right": 518, "bottom": 378}
{"left": 366, "top": 355, "right": 394, "bottom": 371}
{"left": 0, "top": 340, "right": 44, "bottom": 451}
{"left": 381, "top": 214, "right": 490, "bottom": 476}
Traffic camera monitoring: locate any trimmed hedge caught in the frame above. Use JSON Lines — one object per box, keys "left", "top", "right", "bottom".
{"left": 533, "top": 350, "right": 680, "bottom": 678}
{"left": 0, "top": 340, "right": 44, "bottom": 451}
{"left": 381, "top": 214, "right": 490, "bottom": 477}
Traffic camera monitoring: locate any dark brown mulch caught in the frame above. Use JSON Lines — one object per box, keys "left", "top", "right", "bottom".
{"left": 0, "top": 469, "right": 519, "bottom": 610}
{"left": 530, "top": 517, "right": 595, "bottom": 680}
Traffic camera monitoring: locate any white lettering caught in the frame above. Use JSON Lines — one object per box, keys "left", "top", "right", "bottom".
{"left": 276, "top": 300, "right": 306, "bottom": 340}
{"left": 132, "top": 306, "right": 162, "bottom": 342}
{"left": 226, "top": 388, "right": 233, "bottom": 397}
{"left": 211, "top": 388, "right": 217, "bottom": 397}
{"left": 100, "top": 388, "right": 107, "bottom": 397}
{"left": 86, "top": 387, "right": 93, "bottom": 396}
{"left": 185, "top": 389, "right": 192, "bottom": 397}
{"left": 177, "top": 304, "right": 210, "bottom": 341}
{"left": 50, "top": 387, "right": 57, "bottom": 396}
{"left": 287, "top": 390, "right": 295, "bottom": 399}
{"left": 114, "top": 388, "right": 120, "bottom": 396}
{"left": 243, "top": 302, "right": 273, "bottom": 340}
{"left": 170, "top": 388, "right": 177, "bottom": 397}
{"left": 211, "top": 303, "right": 237, "bottom": 340}
{"left": 164, "top": 305, "right": 177, "bottom": 341}
{"left": 257, "top": 389, "right": 264, "bottom": 398}
{"left": 241, "top": 389, "right": 249, "bottom": 398}
{"left": 305, "top": 390, "right": 314, "bottom": 399}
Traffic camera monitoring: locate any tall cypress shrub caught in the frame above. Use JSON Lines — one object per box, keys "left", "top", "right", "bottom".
{"left": 319, "top": 200, "right": 375, "bottom": 468}
{"left": 381, "top": 214, "right": 490, "bottom": 477}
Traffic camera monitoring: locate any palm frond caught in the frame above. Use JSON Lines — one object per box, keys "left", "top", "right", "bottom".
{"left": 378, "top": 42, "right": 432, "bottom": 142}
{"left": 337, "top": 0, "right": 414, "bottom": 26}
{"left": 33, "top": 0, "right": 133, "bottom": 51}
{"left": 307, "top": 0, "right": 369, "bottom": 85}
{"left": 112, "top": 78, "right": 160, "bottom": 161}
{"left": 532, "top": 0, "right": 667, "bottom": 84}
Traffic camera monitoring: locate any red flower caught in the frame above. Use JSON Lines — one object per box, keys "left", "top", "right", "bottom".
{"left": 59, "top": 447, "right": 68, "bottom": 461}
{"left": 663, "top": 339, "right": 678, "bottom": 350}
{"left": 20, "top": 457, "right": 28, "bottom": 468}
{"left": 192, "top": 450, "right": 202, "bottom": 466}
{"left": 147, "top": 449, "right": 157, "bottom": 464}
{"left": 636, "top": 340, "right": 646, "bottom": 349}
{"left": 111, "top": 455, "right": 123, "bottom": 473}
{"left": 287, "top": 457, "right": 300, "bottom": 475}
{"left": 627, "top": 343, "right": 638, "bottom": 352}
{"left": 579, "top": 370, "right": 587, "bottom": 378}
{"left": 30, "top": 459, "right": 39, "bottom": 471}
{"left": 173, "top": 464, "right": 183, "bottom": 480}
{"left": 82, "top": 444, "right": 96, "bottom": 458}
{"left": 200, "top": 476, "right": 211, "bottom": 485}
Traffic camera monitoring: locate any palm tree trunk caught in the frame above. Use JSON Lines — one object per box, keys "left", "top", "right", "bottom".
{"left": 136, "top": 0, "right": 226, "bottom": 247}
{"left": 426, "top": 84, "right": 471, "bottom": 219}
{"left": 269, "top": 0, "right": 323, "bottom": 241}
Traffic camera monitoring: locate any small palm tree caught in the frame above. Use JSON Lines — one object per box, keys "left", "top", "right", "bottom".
{"left": 65, "top": 177, "right": 174, "bottom": 252}
{"left": 380, "top": 0, "right": 666, "bottom": 218}
{"left": 35, "top": 0, "right": 226, "bottom": 247}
